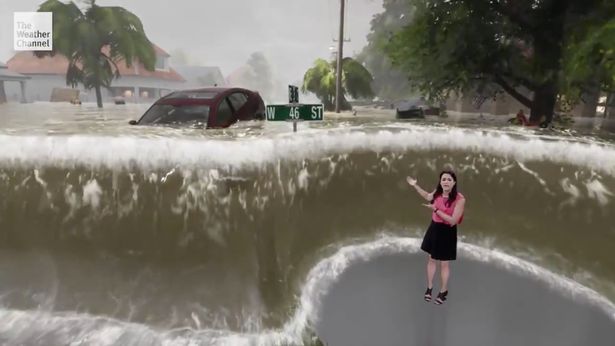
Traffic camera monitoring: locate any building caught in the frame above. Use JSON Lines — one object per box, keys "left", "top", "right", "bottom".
{"left": 0, "top": 62, "right": 29, "bottom": 104}
{"left": 5, "top": 44, "right": 185, "bottom": 103}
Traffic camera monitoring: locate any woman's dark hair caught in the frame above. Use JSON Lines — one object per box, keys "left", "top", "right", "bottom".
{"left": 431, "top": 170, "right": 458, "bottom": 207}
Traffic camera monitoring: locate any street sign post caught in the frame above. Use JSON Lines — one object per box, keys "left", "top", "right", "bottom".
{"left": 266, "top": 104, "right": 324, "bottom": 121}
{"left": 267, "top": 85, "right": 323, "bottom": 132}
{"left": 265, "top": 104, "right": 324, "bottom": 132}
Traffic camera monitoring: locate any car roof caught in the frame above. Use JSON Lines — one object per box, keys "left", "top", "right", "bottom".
{"left": 155, "top": 87, "right": 254, "bottom": 106}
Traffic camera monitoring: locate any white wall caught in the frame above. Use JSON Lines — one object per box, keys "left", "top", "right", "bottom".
{"left": 4, "top": 74, "right": 186, "bottom": 103}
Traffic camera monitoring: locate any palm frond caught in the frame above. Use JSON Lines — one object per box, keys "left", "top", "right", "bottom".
{"left": 36, "top": 0, "right": 156, "bottom": 107}
{"left": 90, "top": 5, "right": 155, "bottom": 69}
{"left": 342, "top": 58, "right": 375, "bottom": 99}
{"left": 36, "top": 0, "right": 83, "bottom": 57}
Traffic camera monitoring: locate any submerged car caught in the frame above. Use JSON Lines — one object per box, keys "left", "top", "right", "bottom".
{"left": 395, "top": 98, "right": 440, "bottom": 119}
{"left": 130, "top": 87, "right": 265, "bottom": 128}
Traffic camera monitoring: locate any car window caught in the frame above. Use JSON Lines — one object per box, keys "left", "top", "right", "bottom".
{"left": 228, "top": 92, "right": 248, "bottom": 111}
{"left": 139, "top": 104, "right": 210, "bottom": 124}
{"left": 216, "top": 98, "right": 233, "bottom": 126}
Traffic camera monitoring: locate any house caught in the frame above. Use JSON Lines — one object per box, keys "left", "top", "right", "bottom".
{"left": 0, "top": 62, "right": 29, "bottom": 103}
{"left": 5, "top": 44, "right": 185, "bottom": 103}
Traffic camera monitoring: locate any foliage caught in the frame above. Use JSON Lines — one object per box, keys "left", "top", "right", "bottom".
{"left": 302, "top": 57, "right": 374, "bottom": 111}
{"left": 565, "top": 14, "right": 615, "bottom": 95}
{"left": 356, "top": 0, "right": 414, "bottom": 100}
{"left": 36, "top": 0, "right": 155, "bottom": 107}
{"left": 385, "top": 0, "right": 615, "bottom": 122}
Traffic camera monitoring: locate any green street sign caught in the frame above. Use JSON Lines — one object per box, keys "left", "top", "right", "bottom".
{"left": 266, "top": 104, "right": 324, "bottom": 121}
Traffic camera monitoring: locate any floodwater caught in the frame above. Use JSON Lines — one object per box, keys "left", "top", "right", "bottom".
{"left": 0, "top": 102, "right": 613, "bottom": 345}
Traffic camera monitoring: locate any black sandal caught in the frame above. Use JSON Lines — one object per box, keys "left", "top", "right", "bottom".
{"left": 434, "top": 290, "right": 448, "bottom": 305}
{"left": 424, "top": 287, "right": 433, "bottom": 302}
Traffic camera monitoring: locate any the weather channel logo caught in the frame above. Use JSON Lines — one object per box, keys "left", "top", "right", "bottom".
{"left": 14, "top": 12, "right": 53, "bottom": 51}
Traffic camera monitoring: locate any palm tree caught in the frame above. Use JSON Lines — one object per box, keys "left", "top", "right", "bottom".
{"left": 36, "top": 0, "right": 155, "bottom": 108}
{"left": 302, "top": 57, "right": 374, "bottom": 111}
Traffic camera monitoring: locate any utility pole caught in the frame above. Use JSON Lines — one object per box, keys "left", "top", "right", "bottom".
{"left": 335, "top": 0, "right": 345, "bottom": 113}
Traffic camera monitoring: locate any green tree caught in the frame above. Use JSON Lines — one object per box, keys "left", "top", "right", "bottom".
{"left": 356, "top": 0, "right": 414, "bottom": 100}
{"left": 565, "top": 15, "right": 615, "bottom": 97}
{"left": 302, "top": 57, "right": 374, "bottom": 111}
{"left": 36, "top": 0, "right": 155, "bottom": 108}
{"left": 386, "top": 0, "right": 615, "bottom": 123}
{"left": 568, "top": 17, "right": 615, "bottom": 118}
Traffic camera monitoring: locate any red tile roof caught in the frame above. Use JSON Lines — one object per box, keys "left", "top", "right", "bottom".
{"left": 7, "top": 46, "right": 183, "bottom": 82}
{"left": 153, "top": 44, "right": 170, "bottom": 57}
{"left": 7, "top": 52, "right": 69, "bottom": 75}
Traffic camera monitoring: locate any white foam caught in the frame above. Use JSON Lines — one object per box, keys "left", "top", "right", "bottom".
{"left": 585, "top": 179, "right": 614, "bottom": 206}
{"left": 281, "top": 235, "right": 615, "bottom": 341}
{"left": 0, "top": 126, "right": 614, "bottom": 175}
{"left": 517, "top": 162, "right": 548, "bottom": 187}
{"left": 1, "top": 236, "right": 614, "bottom": 345}
{"left": 559, "top": 178, "right": 582, "bottom": 209}
{"left": 82, "top": 179, "right": 103, "bottom": 209}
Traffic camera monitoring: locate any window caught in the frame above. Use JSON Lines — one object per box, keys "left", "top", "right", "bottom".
{"left": 155, "top": 56, "right": 167, "bottom": 70}
{"left": 215, "top": 98, "right": 233, "bottom": 127}
{"left": 228, "top": 92, "right": 248, "bottom": 111}
{"left": 139, "top": 104, "right": 210, "bottom": 125}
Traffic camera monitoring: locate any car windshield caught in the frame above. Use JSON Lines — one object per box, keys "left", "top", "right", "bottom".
{"left": 139, "top": 104, "right": 210, "bottom": 125}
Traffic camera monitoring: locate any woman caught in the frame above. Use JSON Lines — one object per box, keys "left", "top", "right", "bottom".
{"left": 406, "top": 170, "right": 465, "bottom": 305}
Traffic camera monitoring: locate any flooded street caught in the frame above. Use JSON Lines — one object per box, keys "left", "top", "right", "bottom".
{"left": 0, "top": 102, "right": 613, "bottom": 344}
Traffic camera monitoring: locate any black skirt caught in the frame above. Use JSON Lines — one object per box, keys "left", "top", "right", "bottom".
{"left": 420, "top": 221, "right": 458, "bottom": 261}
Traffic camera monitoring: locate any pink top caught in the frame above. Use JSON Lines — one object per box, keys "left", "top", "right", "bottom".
{"left": 432, "top": 193, "right": 465, "bottom": 225}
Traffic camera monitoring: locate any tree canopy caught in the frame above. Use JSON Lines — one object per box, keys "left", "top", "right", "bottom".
{"left": 385, "top": 0, "right": 615, "bottom": 122}
{"left": 302, "top": 57, "right": 374, "bottom": 111}
{"left": 356, "top": 0, "right": 414, "bottom": 100}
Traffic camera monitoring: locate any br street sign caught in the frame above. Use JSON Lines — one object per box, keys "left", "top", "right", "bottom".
{"left": 288, "top": 85, "right": 299, "bottom": 103}
{"left": 265, "top": 104, "right": 324, "bottom": 121}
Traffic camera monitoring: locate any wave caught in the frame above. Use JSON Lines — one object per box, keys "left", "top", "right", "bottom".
{"left": 1, "top": 236, "right": 612, "bottom": 346}
{"left": 1, "top": 125, "right": 614, "bottom": 175}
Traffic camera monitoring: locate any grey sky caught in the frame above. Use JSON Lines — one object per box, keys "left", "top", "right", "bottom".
{"left": 1, "top": 0, "right": 383, "bottom": 88}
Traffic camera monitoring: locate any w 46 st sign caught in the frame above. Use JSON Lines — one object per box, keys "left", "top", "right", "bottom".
{"left": 265, "top": 104, "right": 324, "bottom": 121}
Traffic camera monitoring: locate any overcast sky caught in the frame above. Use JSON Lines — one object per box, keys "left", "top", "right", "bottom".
{"left": 1, "top": 0, "right": 383, "bottom": 87}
